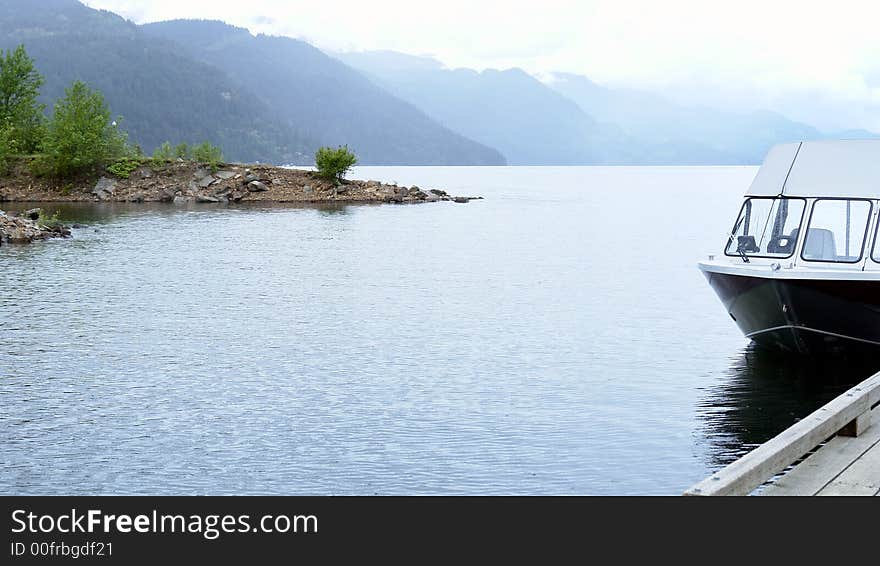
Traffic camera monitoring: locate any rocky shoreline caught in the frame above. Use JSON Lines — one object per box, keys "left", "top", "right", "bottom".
{"left": 0, "top": 162, "right": 481, "bottom": 245}
{"left": 0, "top": 162, "right": 481, "bottom": 206}
{"left": 0, "top": 208, "right": 71, "bottom": 245}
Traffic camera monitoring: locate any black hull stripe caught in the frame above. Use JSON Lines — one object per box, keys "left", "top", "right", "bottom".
{"left": 745, "top": 325, "right": 880, "bottom": 347}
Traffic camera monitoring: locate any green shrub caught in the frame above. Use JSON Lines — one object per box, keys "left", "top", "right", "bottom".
{"left": 174, "top": 143, "right": 189, "bottom": 160}
{"left": 37, "top": 209, "right": 63, "bottom": 228}
{"left": 106, "top": 157, "right": 142, "bottom": 179}
{"left": 152, "top": 141, "right": 173, "bottom": 162}
{"left": 191, "top": 142, "right": 223, "bottom": 170}
{"left": 315, "top": 145, "right": 357, "bottom": 182}
{"left": 40, "top": 81, "right": 129, "bottom": 177}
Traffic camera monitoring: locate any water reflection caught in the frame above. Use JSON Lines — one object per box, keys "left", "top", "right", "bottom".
{"left": 698, "top": 345, "right": 880, "bottom": 469}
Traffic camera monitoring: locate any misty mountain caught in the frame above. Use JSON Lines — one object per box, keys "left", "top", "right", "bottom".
{"left": 548, "top": 72, "right": 877, "bottom": 164}
{"left": 340, "top": 50, "right": 878, "bottom": 165}
{"left": 0, "top": 0, "right": 317, "bottom": 164}
{"left": 141, "top": 20, "right": 505, "bottom": 165}
{"left": 338, "top": 50, "right": 741, "bottom": 165}
{"left": 4, "top": 1, "right": 869, "bottom": 166}
{"left": 337, "top": 50, "right": 632, "bottom": 165}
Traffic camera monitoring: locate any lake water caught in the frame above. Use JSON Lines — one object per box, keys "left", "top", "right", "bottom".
{"left": 2, "top": 166, "right": 878, "bottom": 495}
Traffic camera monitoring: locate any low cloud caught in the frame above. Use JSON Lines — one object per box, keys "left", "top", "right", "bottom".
{"left": 81, "top": 0, "right": 880, "bottom": 130}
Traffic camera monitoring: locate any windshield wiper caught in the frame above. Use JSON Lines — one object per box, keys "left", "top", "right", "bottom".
{"left": 727, "top": 217, "right": 749, "bottom": 263}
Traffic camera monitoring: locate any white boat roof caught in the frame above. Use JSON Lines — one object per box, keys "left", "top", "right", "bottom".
{"left": 747, "top": 139, "right": 880, "bottom": 198}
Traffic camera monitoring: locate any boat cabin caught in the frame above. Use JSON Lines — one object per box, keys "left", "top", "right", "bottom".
{"left": 726, "top": 140, "right": 880, "bottom": 270}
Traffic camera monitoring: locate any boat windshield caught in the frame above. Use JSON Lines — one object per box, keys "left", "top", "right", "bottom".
{"left": 725, "top": 197, "right": 806, "bottom": 258}
{"left": 801, "top": 199, "right": 872, "bottom": 263}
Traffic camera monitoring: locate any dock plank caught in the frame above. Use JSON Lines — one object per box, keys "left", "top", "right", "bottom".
{"left": 684, "top": 372, "right": 880, "bottom": 496}
{"left": 762, "top": 408, "right": 880, "bottom": 496}
{"left": 816, "top": 438, "right": 880, "bottom": 496}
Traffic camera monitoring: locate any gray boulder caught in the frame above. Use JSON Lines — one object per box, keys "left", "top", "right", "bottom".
{"left": 247, "top": 181, "right": 268, "bottom": 192}
{"left": 92, "top": 177, "right": 116, "bottom": 200}
{"left": 198, "top": 175, "right": 216, "bottom": 188}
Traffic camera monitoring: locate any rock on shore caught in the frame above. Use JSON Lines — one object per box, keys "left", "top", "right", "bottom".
{"left": 0, "top": 162, "right": 483, "bottom": 205}
{"left": 0, "top": 209, "right": 71, "bottom": 245}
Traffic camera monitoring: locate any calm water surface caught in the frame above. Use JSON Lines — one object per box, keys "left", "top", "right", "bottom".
{"left": 2, "top": 166, "right": 878, "bottom": 495}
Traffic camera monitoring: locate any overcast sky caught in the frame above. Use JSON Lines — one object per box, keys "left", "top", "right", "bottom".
{"left": 81, "top": 0, "right": 880, "bottom": 131}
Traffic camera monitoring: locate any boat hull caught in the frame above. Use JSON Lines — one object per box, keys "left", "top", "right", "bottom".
{"left": 702, "top": 269, "right": 880, "bottom": 355}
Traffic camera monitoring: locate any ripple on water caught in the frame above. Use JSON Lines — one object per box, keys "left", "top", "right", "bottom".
{"left": 3, "top": 167, "right": 873, "bottom": 495}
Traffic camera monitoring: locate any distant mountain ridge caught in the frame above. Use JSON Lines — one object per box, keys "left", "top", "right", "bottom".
{"left": 0, "top": 1, "right": 505, "bottom": 165}
{"left": 546, "top": 72, "right": 880, "bottom": 165}
{"left": 338, "top": 50, "right": 626, "bottom": 165}
{"left": 339, "top": 50, "right": 879, "bottom": 165}
{"left": 0, "top": 0, "right": 316, "bottom": 164}
{"left": 140, "top": 20, "right": 505, "bottom": 166}
{"left": 1, "top": 0, "right": 874, "bottom": 166}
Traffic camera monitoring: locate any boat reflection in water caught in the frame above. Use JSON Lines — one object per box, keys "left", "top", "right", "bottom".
{"left": 696, "top": 345, "right": 880, "bottom": 469}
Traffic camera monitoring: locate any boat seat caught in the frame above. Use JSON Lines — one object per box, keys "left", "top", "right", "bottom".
{"left": 801, "top": 228, "right": 837, "bottom": 261}
{"left": 736, "top": 235, "right": 759, "bottom": 253}
{"left": 767, "top": 232, "right": 797, "bottom": 254}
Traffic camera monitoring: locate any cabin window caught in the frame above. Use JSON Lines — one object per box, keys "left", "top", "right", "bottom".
{"left": 724, "top": 197, "right": 805, "bottom": 259}
{"left": 801, "top": 199, "right": 872, "bottom": 263}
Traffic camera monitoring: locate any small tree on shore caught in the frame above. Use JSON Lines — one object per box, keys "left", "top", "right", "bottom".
{"left": 0, "top": 45, "right": 46, "bottom": 153}
{"left": 315, "top": 145, "right": 357, "bottom": 182}
{"left": 191, "top": 141, "right": 223, "bottom": 170}
{"left": 152, "top": 141, "right": 174, "bottom": 162}
{"left": 174, "top": 143, "right": 189, "bottom": 160}
{"left": 40, "top": 81, "right": 128, "bottom": 177}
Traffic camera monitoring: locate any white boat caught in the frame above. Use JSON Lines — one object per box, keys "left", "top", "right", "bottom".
{"left": 699, "top": 139, "right": 880, "bottom": 354}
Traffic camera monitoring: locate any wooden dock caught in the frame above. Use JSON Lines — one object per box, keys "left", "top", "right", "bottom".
{"left": 684, "top": 370, "right": 880, "bottom": 496}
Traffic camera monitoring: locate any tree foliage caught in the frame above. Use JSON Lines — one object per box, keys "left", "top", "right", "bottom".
{"left": 0, "top": 44, "right": 45, "bottom": 153}
{"left": 0, "top": 11, "right": 315, "bottom": 164}
{"left": 315, "top": 145, "right": 357, "bottom": 182}
{"left": 40, "top": 80, "right": 129, "bottom": 177}
{"left": 191, "top": 141, "right": 223, "bottom": 169}
{"left": 0, "top": 124, "right": 14, "bottom": 174}
{"left": 174, "top": 143, "right": 189, "bottom": 160}
{"left": 0, "top": 37, "right": 233, "bottom": 180}
{"left": 152, "top": 141, "right": 173, "bottom": 162}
